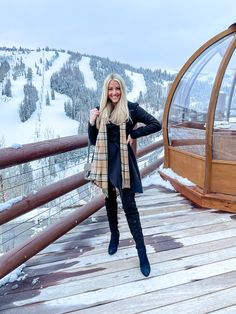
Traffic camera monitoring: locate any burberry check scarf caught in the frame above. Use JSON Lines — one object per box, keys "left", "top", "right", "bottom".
{"left": 89, "top": 119, "right": 130, "bottom": 196}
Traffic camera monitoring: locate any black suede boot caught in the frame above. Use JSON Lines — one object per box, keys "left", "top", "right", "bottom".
{"left": 137, "top": 248, "right": 151, "bottom": 277}
{"left": 108, "top": 230, "right": 120, "bottom": 255}
{"left": 126, "top": 212, "right": 151, "bottom": 277}
{"left": 105, "top": 191, "right": 119, "bottom": 255}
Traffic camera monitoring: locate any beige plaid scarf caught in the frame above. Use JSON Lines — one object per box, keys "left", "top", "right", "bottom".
{"left": 90, "top": 119, "right": 130, "bottom": 196}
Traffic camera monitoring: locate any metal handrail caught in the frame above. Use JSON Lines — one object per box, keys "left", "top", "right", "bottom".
{"left": 0, "top": 134, "right": 88, "bottom": 169}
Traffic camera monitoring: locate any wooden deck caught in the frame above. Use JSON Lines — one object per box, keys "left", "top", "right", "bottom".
{"left": 1, "top": 184, "right": 236, "bottom": 313}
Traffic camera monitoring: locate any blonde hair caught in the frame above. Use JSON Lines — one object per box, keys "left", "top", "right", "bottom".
{"left": 96, "top": 73, "right": 129, "bottom": 127}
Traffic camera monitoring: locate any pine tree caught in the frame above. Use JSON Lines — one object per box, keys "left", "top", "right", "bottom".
{"left": 51, "top": 88, "right": 55, "bottom": 100}
{"left": 0, "top": 60, "right": 10, "bottom": 83}
{"left": 18, "top": 163, "right": 33, "bottom": 194}
{"left": 2, "top": 79, "right": 12, "bottom": 97}
{"left": 45, "top": 91, "right": 50, "bottom": 106}
{"left": 26, "top": 67, "right": 33, "bottom": 84}
{"left": 19, "top": 83, "right": 38, "bottom": 122}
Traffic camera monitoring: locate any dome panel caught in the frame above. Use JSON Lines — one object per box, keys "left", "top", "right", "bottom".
{"left": 168, "top": 34, "right": 235, "bottom": 157}
{"left": 161, "top": 25, "right": 236, "bottom": 211}
{"left": 213, "top": 48, "right": 236, "bottom": 160}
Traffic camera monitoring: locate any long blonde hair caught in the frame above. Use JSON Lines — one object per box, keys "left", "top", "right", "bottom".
{"left": 96, "top": 73, "right": 129, "bottom": 127}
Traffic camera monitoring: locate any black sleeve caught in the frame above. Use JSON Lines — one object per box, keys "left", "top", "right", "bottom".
{"left": 130, "top": 104, "right": 162, "bottom": 139}
{"left": 88, "top": 122, "right": 98, "bottom": 145}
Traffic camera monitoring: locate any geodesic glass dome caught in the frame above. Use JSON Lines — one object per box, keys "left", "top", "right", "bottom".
{"left": 161, "top": 23, "right": 236, "bottom": 212}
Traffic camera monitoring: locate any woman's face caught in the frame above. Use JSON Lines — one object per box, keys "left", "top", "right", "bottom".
{"left": 108, "top": 80, "right": 121, "bottom": 104}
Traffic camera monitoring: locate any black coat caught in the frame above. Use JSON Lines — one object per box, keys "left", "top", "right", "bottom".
{"left": 88, "top": 101, "right": 162, "bottom": 193}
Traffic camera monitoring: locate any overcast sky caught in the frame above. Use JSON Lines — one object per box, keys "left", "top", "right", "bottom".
{"left": 1, "top": 0, "right": 235, "bottom": 71}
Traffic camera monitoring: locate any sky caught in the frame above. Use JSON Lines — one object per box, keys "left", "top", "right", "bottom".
{"left": 0, "top": 0, "right": 236, "bottom": 71}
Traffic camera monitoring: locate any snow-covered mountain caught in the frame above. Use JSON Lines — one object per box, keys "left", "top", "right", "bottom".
{"left": 0, "top": 48, "right": 173, "bottom": 147}
{"left": 0, "top": 50, "right": 76, "bottom": 146}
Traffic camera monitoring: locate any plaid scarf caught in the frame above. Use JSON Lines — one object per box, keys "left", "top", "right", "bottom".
{"left": 90, "top": 119, "right": 130, "bottom": 196}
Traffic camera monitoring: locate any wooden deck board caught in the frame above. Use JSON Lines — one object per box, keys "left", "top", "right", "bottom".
{"left": 1, "top": 185, "right": 236, "bottom": 313}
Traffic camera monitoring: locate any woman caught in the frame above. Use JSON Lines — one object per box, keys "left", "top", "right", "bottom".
{"left": 88, "top": 73, "right": 161, "bottom": 277}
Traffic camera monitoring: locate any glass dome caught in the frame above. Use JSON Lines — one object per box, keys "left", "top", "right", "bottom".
{"left": 161, "top": 23, "right": 236, "bottom": 212}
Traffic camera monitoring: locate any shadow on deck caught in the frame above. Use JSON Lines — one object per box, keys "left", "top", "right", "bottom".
{"left": 1, "top": 185, "right": 236, "bottom": 314}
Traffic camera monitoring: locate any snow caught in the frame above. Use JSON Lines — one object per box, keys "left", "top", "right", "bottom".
{"left": 32, "top": 277, "right": 40, "bottom": 285}
{"left": 165, "top": 68, "right": 179, "bottom": 75}
{"left": 0, "top": 50, "right": 78, "bottom": 146}
{"left": 0, "top": 195, "right": 24, "bottom": 212}
{"left": 141, "top": 165, "right": 196, "bottom": 190}
{"left": 142, "top": 172, "right": 176, "bottom": 191}
{"left": 0, "top": 264, "right": 26, "bottom": 288}
{"left": 11, "top": 143, "right": 23, "bottom": 149}
{"left": 214, "top": 120, "right": 231, "bottom": 129}
{"left": 125, "top": 70, "right": 147, "bottom": 102}
{"left": 160, "top": 166, "right": 196, "bottom": 187}
{"left": 78, "top": 56, "right": 97, "bottom": 90}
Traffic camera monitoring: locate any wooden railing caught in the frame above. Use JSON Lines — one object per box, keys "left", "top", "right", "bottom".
{"left": 0, "top": 135, "right": 163, "bottom": 279}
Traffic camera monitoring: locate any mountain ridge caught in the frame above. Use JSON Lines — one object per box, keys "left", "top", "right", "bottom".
{"left": 0, "top": 47, "right": 174, "bottom": 147}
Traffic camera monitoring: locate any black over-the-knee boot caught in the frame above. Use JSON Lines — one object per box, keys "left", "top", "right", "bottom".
{"left": 105, "top": 184, "right": 119, "bottom": 255}
{"left": 126, "top": 212, "right": 151, "bottom": 277}
{"left": 121, "top": 189, "right": 150, "bottom": 277}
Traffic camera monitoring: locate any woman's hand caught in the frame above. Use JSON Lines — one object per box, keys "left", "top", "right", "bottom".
{"left": 127, "top": 134, "right": 134, "bottom": 145}
{"left": 89, "top": 108, "right": 100, "bottom": 126}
